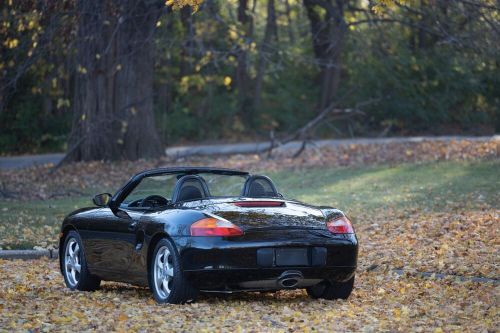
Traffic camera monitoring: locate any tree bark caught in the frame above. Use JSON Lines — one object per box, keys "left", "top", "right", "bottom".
{"left": 283, "top": 0, "right": 295, "bottom": 43}
{"left": 69, "top": 0, "right": 163, "bottom": 161}
{"left": 180, "top": 6, "right": 196, "bottom": 77}
{"left": 236, "top": 0, "right": 255, "bottom": 128}
{"left": 254, "top": 0, "right": 278, "bottom": 111}
{"left": 303, "top": 0, "right": 347, "bottom": 111}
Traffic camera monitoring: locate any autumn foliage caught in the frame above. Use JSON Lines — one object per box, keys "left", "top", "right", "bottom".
{"left": 1, "top": 0, "right": 498, "bottom": 156}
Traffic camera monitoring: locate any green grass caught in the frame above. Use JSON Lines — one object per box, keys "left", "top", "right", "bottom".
{"left": 271, "top": 160, "right": 499, "bottom": 214}
{"left": 0, "top": 160, "right": 498, "bottom": 249}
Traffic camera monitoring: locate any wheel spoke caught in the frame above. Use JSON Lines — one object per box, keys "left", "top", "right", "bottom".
{"left": 156, "top": 253, "right": 163, "bottom": 269}
{"left": 166, "top": 265, "right": 173, "bottom": 277}
{"left": 66, "top": 262, "right": 72, "bottom": 271}
{"left": 162, "top": 278, "right": 170, "bottom": 293}
{"left": 74, "top": 263, "right": 81, "bottom": 272}
{"left": 163, "top": 249, "right": 169, "bottom": 269}
{"left": 156, "top": 271, "right": 163, "bottom": 286}
{"left": 156, "top": 273, "right": 165, "bottom": 295}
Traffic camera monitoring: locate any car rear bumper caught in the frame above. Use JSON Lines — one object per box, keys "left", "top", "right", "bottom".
{"left": 183, "top": 266, "right": 356, "bottom": 291}
{"left": 173, "top": 232, "right": 358, "bottom": 291}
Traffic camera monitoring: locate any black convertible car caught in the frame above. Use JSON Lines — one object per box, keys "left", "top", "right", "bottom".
{"left": 59, "top": 167, "right": 358, "bottom": 304}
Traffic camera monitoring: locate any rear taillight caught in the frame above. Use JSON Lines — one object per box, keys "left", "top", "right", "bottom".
{"left": 190, "top": 217, "right": 243, "bottom": 237}
{"left": 326, "top": 216, "right": 354, "bottom": 234}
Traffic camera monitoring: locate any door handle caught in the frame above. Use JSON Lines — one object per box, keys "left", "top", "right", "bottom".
{"left": 128, "top": 222, "right": 137, "bottom": 231}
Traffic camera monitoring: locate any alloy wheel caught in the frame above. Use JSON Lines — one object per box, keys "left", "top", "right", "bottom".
{"left": 64, "top": 238, "right": 81, "bottom": 287}
{"left": 154, "top": 246, "right": 174, "bottom": 299}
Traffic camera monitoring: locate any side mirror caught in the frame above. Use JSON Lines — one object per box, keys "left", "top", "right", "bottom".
{"left": 93, "top": 193, "right": 112, "bottom": 207}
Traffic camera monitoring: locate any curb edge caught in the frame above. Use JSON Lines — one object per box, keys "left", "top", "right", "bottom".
{"left": 0, "top": 249, "right": 59, "bottom": 260}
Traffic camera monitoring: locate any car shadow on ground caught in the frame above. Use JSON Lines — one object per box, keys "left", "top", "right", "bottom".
{"left": 97, "top": 281, "right": 311, "bottom": 303}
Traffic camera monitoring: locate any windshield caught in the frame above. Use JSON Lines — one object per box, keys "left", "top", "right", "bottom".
{"left": 122, "top": 173, "right": 248, "bottom": 206}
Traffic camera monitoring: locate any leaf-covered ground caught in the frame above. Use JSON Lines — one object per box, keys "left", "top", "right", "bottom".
{"left": 359, "top": 208, "right": 499, "bottom": 279}
{"left": 0, "top": 139, "right": 498, "bottom": 331}
{"left": 0, "top": 257, "right": 497, "bottom": 332}
{"left": 0, "top": 207, "right": 498, "bottom": 331}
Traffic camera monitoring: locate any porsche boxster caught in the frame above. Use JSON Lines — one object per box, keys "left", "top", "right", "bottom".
{"left": 59, "top": 167, "right": 358, "bottom": 304}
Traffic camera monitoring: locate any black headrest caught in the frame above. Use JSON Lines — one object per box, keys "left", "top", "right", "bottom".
{"left": 178, "top": 186, "right": 203, "bottom": 202}
{"left": 248, "top": 182, "right": 266, "bottom": 197}
{"left": 242, "top": 175, "right": 279, "bottom": 198}
{"left": 172, "top": 175, "right": 210, "bottom": 203}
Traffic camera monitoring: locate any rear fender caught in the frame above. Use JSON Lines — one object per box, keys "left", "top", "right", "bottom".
{"left": 146, "top": 209, "right": 208, "bottom": 236}
{"left": 320, "top": 208, "right": 345, "bottom": 221}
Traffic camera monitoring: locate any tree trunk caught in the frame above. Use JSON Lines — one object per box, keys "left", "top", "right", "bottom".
{"left": 254, "top": 0, "right": 278, "bottom": 111}
{"left": 283, "top": 0, "right": 295, "bottom": 43}
{"left": 236, "top": 0, "right": 255, "bottom": 128}
{"left": 69, "top": 0, "right": 163, "bottom": 161}
{"left": 180, "top": 6, "right": 195, "bottom": 77}
{"left": 303, "top": 0, "right": 347, "bottom": 111}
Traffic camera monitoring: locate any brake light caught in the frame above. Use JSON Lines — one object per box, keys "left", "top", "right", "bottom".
{"left": 233, "top": 201, "right": 284, "bottom": 207}
{"left": 326, "top": 216, "right": 354, "bottom": 234}
{"left": 190, "top": 217, "right": 243, "bottom": 237}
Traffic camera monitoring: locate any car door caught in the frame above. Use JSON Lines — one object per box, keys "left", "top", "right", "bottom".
{"left": 84, "top": 173, "right": 176, "bottom": 282}
{"left": 82, "top": 207, "right": 142, "bottom": 280}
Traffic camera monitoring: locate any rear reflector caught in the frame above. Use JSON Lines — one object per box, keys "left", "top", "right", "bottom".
{"left": 326, "top": 216, "right": 354, "bottom": 234}
{"left": 190, "top": 217, "right": 243, "bottom": 237}
{"left": 233, "top": 201, "right": 284, "bottom": 207}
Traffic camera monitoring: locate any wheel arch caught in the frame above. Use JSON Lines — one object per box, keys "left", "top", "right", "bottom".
{"left": 147, "top": 232, "right": 177, "bottom": 274}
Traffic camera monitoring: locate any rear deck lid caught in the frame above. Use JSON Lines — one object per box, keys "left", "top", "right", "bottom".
{"left": 200, "top": 199, "right": 327, "bottom": 229}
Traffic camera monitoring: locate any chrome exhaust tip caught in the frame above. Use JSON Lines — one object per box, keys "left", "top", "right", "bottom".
{"left": 279, "top": 277, "right": 299, "bottom": 288}
{"left": 277, "top": 270, "right": 303, "bottom": 289}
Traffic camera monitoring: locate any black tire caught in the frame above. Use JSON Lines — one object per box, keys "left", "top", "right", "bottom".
{"left": 61, "top": 231, "right": 101, "bottom": 291}
{"left": 148, "top": 238, "right": 198, "bottom": 304}
{"left": 306, "top": 276, "right": 355, "bottom": 300}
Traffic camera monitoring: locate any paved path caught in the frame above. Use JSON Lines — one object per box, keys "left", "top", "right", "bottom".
{"left": 1, "top": 135, "right": 497, "bottom": 170}
{"left": 0, "top": 153, "right": 64, "bottom": 170}
{"left": 165, "top": 135, "right": 498, "bottom": 158}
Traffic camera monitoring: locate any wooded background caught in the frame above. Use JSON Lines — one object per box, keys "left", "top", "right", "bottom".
{"left": 0, "top": 0, "right": 498, "bottom": 160}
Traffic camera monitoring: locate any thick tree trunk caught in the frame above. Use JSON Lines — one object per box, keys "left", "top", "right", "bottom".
{"left": 69, "top": 0, "right": 163, "bottom": 161}
{"left": 303, "top": 0, "right": 347, "bottom": 111}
